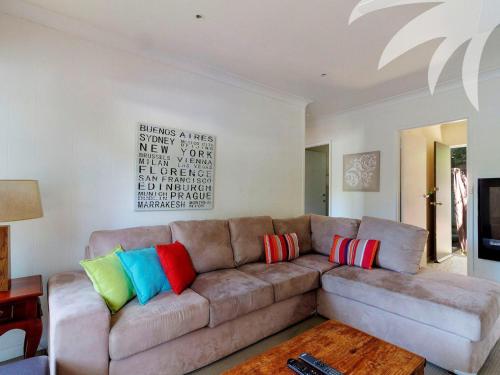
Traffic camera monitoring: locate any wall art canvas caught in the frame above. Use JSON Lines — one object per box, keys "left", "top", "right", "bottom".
{"left": 343, "top": 151, "right": 380, "bottom": 192}
{"left": 136, "top": 123, "right": 215, "bottom": 210}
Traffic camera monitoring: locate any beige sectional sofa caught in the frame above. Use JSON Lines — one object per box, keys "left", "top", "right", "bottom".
{"left": 48, "top": 215, "right": 500, "bottom": 375}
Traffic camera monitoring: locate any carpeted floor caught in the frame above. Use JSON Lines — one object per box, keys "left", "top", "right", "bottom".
{"left": 191, "top": 316, "right": 500, "bottom": 375}
{"left": 425, "top": 253, "right": 468, "bottom": 276}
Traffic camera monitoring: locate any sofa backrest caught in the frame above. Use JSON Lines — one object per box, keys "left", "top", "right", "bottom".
{"left": 273, "top": 215, "right": 312, "bottom": 254}
{"left": 310, "top": 215, "right": 361, "bottom": 256}
{"left": 89, "top": 215, "right": 428, "bottom": 274}
{"left": 87, "top": 225, "right": 172, "bottom": 259}
{"left": 170, "top": 219, "right": 235, "bottom": 273}
{"left": 228, "top": 216, "right": 274, "bottom": 266}
{"left": 357, "top": 216, "right": 428, "bottom": 274}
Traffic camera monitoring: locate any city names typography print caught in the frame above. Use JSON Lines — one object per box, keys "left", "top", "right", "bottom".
{"left": 136, "top": 123, "right": 215, "bottom": 210}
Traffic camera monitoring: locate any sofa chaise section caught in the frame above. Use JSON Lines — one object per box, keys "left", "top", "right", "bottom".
{"left": 317, "top": 216, "right": 500, "bottom": 374}
{"left": 318, "top": 289, "right": 500, "bottom": 374}
{"left": 321, "top": 266, "right": 500, "bottom": 342}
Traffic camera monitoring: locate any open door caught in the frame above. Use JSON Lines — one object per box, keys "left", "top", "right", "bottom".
{"left": 434, "top": 141, "right": 453, "bottom": 262}
{"left": 305, "top": 148, "right": 328, "bottom": 215}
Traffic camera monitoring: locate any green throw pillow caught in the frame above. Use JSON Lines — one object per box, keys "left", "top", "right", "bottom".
{"left": 80, "top": 247, "right": 135, "bottom": 313}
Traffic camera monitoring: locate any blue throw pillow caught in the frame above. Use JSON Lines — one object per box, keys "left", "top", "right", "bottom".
{"left": 117, "top": 247, "right": 171, "bottom": 305}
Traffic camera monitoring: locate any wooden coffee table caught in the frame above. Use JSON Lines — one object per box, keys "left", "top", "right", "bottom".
{"left": 223, "top": 320, "right": 425, "bottom": 375}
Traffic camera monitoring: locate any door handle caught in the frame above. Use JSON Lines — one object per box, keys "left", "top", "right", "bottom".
{"left": 430, "top": 202, "right": 443, "bottom": 206}
{"left": 423, "top": 187, "right": 439, "bottom": 199}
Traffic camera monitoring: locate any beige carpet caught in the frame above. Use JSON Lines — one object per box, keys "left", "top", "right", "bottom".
{"left": 190, "top": 316, "right": 500, "bottom": 375}
{"left": 425, "top": 253, "right": 468, "bottom": 275}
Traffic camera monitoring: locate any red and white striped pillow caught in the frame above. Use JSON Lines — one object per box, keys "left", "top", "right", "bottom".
{"left": 264, "top": 233, "right": 300, "bottom": 264}
{"left": 329, "top": 235, "right": 380, "bottom": 270}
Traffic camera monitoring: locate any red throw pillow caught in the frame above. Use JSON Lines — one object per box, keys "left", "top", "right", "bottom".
{"left": 329, "top": 235, "right": 380, "bottom": 270}
{"left": 156, "top": 242, "right": 196, "bottom": 294}
{"left": 263, "top": 233, "right": 300, "bottom": 264}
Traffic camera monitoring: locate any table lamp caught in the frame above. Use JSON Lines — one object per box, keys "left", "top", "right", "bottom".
{"left": 0, "top": 180, "right": 43, "bottom": 291}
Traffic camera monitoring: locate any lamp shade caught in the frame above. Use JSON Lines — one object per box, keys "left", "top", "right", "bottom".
{"left": 0, "top": 180, "right": 43, "bottom": 222}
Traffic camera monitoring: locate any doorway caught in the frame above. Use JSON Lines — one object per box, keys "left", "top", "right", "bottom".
{"left": 400, "top": 120, "right": 468, "bottom": 274}
{"left": 305, "top": 144, "right": 330, "bottom": 215}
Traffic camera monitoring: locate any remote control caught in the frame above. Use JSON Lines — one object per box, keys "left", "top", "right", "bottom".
{"left": 287, "top": 358, "right": 325, "bottom": 375}
{"left": 299, "top": 353, "right": 344, "bottom": 375}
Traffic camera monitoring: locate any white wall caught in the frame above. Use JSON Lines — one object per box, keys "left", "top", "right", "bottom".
{"left": 0, "top": 13, "right": 306, "bottom": 360}
{"left": 306, "top": 70, "right": 500, "bottom": 284}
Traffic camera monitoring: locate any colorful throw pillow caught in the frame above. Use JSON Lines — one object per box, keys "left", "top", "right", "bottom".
{"left": 264, "top": 233, "right": 300, "bottom": 264}
{"left": 117, "top": 247, "right": 171, "bottom": 305}
{"left": 156, "top": 242, "right": 197, "bottom": 295}
{"left": 80, "top": 247, "right": 135, "bottom": 313}
{"left": 329, "top": 235, "right": 380, "bottom": 270}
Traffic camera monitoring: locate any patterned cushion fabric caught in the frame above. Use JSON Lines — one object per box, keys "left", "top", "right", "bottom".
{"left": 329, "top": 235, "right": 379, "bottom": 270}
{"left": 264, "top": 233, "right": 299, "bottom": 264}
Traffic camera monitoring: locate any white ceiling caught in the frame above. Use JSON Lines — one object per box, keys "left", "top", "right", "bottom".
{"left": 6, "top": 0, "right": 500, "bottom": 117}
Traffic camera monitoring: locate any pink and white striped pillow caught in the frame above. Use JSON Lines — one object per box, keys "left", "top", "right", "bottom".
{"left": 329, "top": 235, "right": 379, "bottom": 269}
{"left": 263, "top": 233, "right": 300, "bottom": 264}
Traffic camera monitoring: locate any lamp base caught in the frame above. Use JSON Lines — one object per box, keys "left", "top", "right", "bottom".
{"left": 0, "top": 226, "right": 10, "bottom": 292}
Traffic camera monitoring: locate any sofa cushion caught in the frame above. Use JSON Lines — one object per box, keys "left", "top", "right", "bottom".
{"left": 170, "top": 220, "right": 234, "bottom": 273}
{"left": 156, "top": 242, "right": 196, "bottom": 295}
{"left": 80, "top": 247, "right": 135, "bottom": 313}
{"left": 264, "top": 233, "right": 300, "bottom": 264}
{"left": 273, "top": 216, "right": 312, "bottom": 253}
{"left": 357, "top": 216, "right": 427, "bottom": 274}
{"left": 311, "top": 215, "right": 361, "bottom": 255}
{"left": 329, "top": 235, "right": 380, "bottom": 270}
{"left": 87, "top": 225, "right": 172, "bottom": 258}
{"left": 238, "top": 262, "right": 319, "bottom": 302}
{"left": 321, "top": 266, "right": 500, "bottom": 341}
{"left": 109, "top": 289, "right": 209, "bottom": 360}
{"left": 191, "top": 269, "right": 273, "bottom": 328}
{"left": 117, "top": 248, "right": 171, "bottom": 305}
{"left": 291, "top": 254, "right": 339, "bottom": 274}
{"left": 228, "top": 216, "right": 274, "bottom": 266}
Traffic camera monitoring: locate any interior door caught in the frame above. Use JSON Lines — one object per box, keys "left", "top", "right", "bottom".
{"left": 434, "top": 141, "right": 453, "bottom": 262}
{"left": 305, "top": 150, "right": 328, "bottom": 215}
{"left": 400, "top": 132, "right": 428, "bottom": 265}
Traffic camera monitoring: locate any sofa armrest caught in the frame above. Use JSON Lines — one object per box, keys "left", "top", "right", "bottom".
{"left": 48, "top": 271, "right": 110, "bottom": 375}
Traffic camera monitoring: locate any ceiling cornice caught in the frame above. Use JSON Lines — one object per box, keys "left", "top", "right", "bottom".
{"left": 309, "top": 66, "right": 500, "bottom": 123}
{"left": 0, "top": 0, "right": 311, "bottom": 108}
